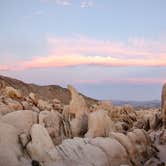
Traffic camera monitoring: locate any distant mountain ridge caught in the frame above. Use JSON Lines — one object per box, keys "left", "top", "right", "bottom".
{"left": 0, "top": 75, "right": 97, "bottom": 106}
{"left": 0, "top": 75, "right": 161, "bottom": 109}
{"left": 111, "top": 99, "right": 160, "bottom": 109}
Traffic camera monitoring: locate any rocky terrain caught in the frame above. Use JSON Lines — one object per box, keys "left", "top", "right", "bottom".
{"left": 0, "top": 75, "right": 165, "bottom": 166}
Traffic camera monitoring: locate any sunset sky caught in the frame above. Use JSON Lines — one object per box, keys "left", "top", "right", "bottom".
{"left": 0, "top": 0, "right": 166, "bottom": 100}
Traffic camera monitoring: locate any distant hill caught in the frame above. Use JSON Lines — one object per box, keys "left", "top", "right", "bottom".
{"left": 111, "top": 100, "right": 160, "bottom": 109}
{"left": 0, "top": 75, "right": 97, "bottom": 106}
{"left": 0, "top": 75, "right": 161, "bottom": 109}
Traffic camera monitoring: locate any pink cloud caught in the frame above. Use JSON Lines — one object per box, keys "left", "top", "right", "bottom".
{"left": 18, "top": 54, "right": 166, "bottom": 70}
{"left": 0, "top": 65, "right": 10, "bottom": 71}
{"left": 47, "top": 36, "right": 166, "bottom": 59}
{"left": 1, "top": 35, "right": 166, "bottom": 71}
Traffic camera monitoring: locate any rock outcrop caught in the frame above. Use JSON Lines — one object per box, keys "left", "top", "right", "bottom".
{"left": 68, "top": 85, "right": 88, "bottom": 118}
{"left": 4, "top": 86, "right": 22, "bottom": 99}
{"left": 1, "top": 110, "right": 38, "bottom": 134}
{"left": 39, "top": 110, "right": 62, "bottom": 145}
{"left": 162, "top": 83, "right": 166, "bottom": 128}
{"left": 26, "top": 124, "right": 55, "bottom": 164}
{"left": 47, "top": 129, "right": 158, "bottom": 166}
{"left": 0, "top": 75, "right": 165, "bottom": 166}
{"left": 85, "top": 110, "right": 115, "bottom": 138}
{"left": 0, "top": 121, "right": 30, "bottom": 166}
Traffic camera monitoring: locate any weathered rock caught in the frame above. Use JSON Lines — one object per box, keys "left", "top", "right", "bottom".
{"left": 4, "top": 86, "right": 22, "bottom": 99}
{"left": 110, "top": 132, "right": 141, "bottom": 165}
{"left": 1, "top": 110, "right": 38, "bottom": 134}
{"left": 29, "top": 92, "right": 38, "bottom": 105}
{"left": 149, "top": 129, "right": 166, "bottom": 164}
{"left": 19, "top": 132, "right": 31, "bottom": 148}
{"left": 48, "top": 129, "right": 157, "bottom": 166}
{"left": 22, "top": 101, "right": 33, "bottom": 110}
{"left": 162, "top": 102, "right": 166, "bottom": 129}
{"left": 85, "top": 110, "right": 115, "bottom": 138}
{"left": 0, "top": 80, "right": 6, "bottom": 89}
{"left": 0, "top": 97, "right": 23, "bottom": 115}
{"left": 0, "top": 121, "right": 28, "bottom": 166}
{"left": 70, "top": 114, "right": 88, "bottom": 137}
{"left": 144, "top": 157, "right": 164, "bottom": 166}
{"left": 49, "top": 137, "right": 129, "bottom": 166}
{"left": 161, "top": 83, "right": 166, "bottom": 128}
{"left": 0, "top": 102, "right": 12, "bottom": 115}
{"left": 97, "top": 100, "right": 114, "bottom": 112}
{"left": 161, "top": 83, "right": 166, "bottom": 109}
{"left": 37, "top": 99, "right": 52, "bottom": 111}
{"left": 157, "top": 145, "right": 166, "bottom": 164}
{"left": 26, "top": 124, "right": 55, "bottom": 163}
{"left": 39, "top": 110, "right": 62, "bottom": 145}
{"left": 4, "top": 97, "right": 23, "bottom": 110}
{"left": 108, "top": 105, "right": 136, "bottom": 130}
{"left": 68, "top": 85, "right": 88, "bottom": 118}
{"left": 135, "top": 109, "right": 162, "bottom": 131}
{"left": 52, "top": 98, "right": 63, "bottom": 113}
{"left": 127, "top": 129, "right": 156, "bottom": 163}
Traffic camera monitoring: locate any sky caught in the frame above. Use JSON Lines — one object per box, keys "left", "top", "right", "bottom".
{"left": 0, "top": 0, "right": 166, "bottom": 101}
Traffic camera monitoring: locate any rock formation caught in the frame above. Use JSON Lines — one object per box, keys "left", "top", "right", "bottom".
{"left": 0, "top": 75, "right": 165, "bottom": 166}
{"left": 26, "top": 124, "right": 55, "bottom": 163}
{"left": 68, "top": 84, "right": 88, "bottom": 118}
{"left": 85, "top": 110, "right": 115, "bottom": 138}
{"left": 162, "top": 83, "right": 166, "bottom": 128}
{"left": 1, "top": 110, "right": 38, "bottom": 134}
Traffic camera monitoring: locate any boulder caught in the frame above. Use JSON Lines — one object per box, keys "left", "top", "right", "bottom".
{"left": 108, "top": 105, "right": 136, "bottom": 129}
{"left": 4, "top": 86, "right": 22, "bottom": 99}
{"left": 4, "top": 97, "right": 23, "bottom": 111}
{"left": 68, "top": 85, "right": 88, "bottom": 118}
{"left": 22, "top": 101, "right": 33, "bottom": 110}
{"left": 0, "top": 97, "right": 23, "bottom": 115}
{"left": 37, "top": 99, "right": 52, "bottom": 111}
{"left": 144, "top": 157, "right": 164, "bottom": 166}
{"left": 0, "top": 121, "right": 28, "bottom": 166}
{"left": 135, "top": 109, "right": 162, "bottom": 131}
{"left": 161, "top": 83, "right": 166, "bottom": 109}
{"left": 0, "top": 80, "right": 5, "bottom": 89}
{"left": 70, "top": 114, "right": 88, "bottom": 137}
{"left": 161, "top": 83, "right": 166, "bottom": 128}
{"left": 1, "top": 110, "right": 38, "bottom": 134}
{"left": 44, "top": 130, "right": 158, "bottom": 166}
{"left": 26, "top": 124, "right": 55, "bottom": 163}
{"left": 29, "top": 92, "right": 38, "bottom": 105}
{"left": 110, "top": 132, "right": 141, "bottom": 165}
{"left": 52, "top": 98, "right": 63, "bottom": 113}
{"left": 97, "top": 100, "right": 114, "bottom": 112}
{"left": 0, "top": 102, "right": 12, "bottom": 115}
{"left": 85, "top": 110, "right": 114, "bottom": 138}
{"left": 162, "top": 102, "right": 166, "bottom": 129}
{"left": 39, "top": 110, "right": 62, "bottom": 145}
{"left": 127, "top": 129, "right": 156, "bottom": 163}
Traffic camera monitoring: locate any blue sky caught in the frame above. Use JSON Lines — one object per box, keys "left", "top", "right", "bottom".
{"left": 0, "top": 0, "right": 166, "bottom": 100}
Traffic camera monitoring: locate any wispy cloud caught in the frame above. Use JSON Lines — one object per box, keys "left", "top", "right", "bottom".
{"left": 47, "top": 36, "right": 166, "bottom": 59}
{"left": 76, "top": 77, "right": 166, "bottom": 85}
{"left": 0, "top": 65, "right": 10, "bottom": 71}
{"left": 5, "top": 53, "right": 166, "bottom": 71}
{"left": 1, "top": 35, "right": 166, "bottom": 71}
{"left": 39, "top": 0, "right": 71, "bottom": 6}
{"left": 80, "top": 0, "right": 93, "bottom": 8}
{"left": 55, "top": 0, "right": 71, "bottom": 6}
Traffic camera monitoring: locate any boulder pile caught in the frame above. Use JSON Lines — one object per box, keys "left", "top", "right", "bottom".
{"left": 0, "top": 78, "right": 165, "bottom": 166}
